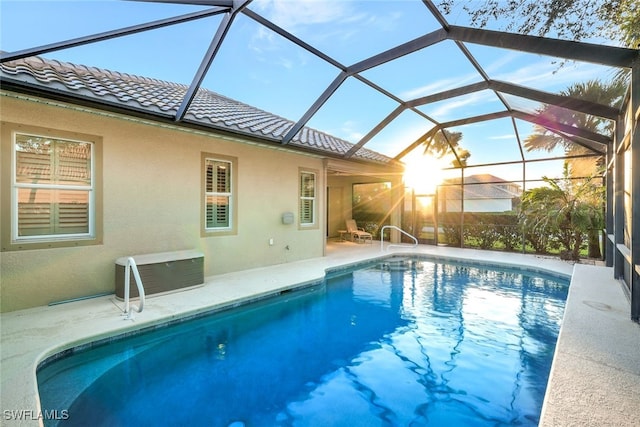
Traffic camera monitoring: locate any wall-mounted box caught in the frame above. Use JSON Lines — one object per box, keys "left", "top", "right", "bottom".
{"left": 282, "top": 211, "right": 294, "bottom": 224}
{"left": 115, "top": 250, "right": 204, "bottom": 299}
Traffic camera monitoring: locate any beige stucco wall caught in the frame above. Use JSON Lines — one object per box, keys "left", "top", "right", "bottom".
{"left": 0, "top": 94, "right": 326, "bottom": 312}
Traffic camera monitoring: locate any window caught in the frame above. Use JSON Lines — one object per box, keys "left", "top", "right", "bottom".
{"left": 299, "top": 170, "right": 316, "bottom": 226}
{"left": 202, "top": 153, "right": 236, "bottom": 235}
{"left": 9, "top": 131, "right": 97, "bottom": 246}
{"left": 205, "top": 159, "right": 231, "bottom": 229}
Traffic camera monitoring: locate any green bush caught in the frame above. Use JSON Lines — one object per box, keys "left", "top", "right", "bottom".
{"left": 438, "top": 212, "right": 520, "bottom": 250}
{"left": 408, "top": 201, "right": 597, "bottom": 259}
{"left": 439, "top": 213, "right": 463, "bottom": 246}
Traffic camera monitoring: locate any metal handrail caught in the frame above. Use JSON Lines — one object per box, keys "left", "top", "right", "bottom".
{"left": 123, "top": 256, "right": 145, "bottom": 320}
{"left": 380, "top": 225, "right": 418, "bottom": 251}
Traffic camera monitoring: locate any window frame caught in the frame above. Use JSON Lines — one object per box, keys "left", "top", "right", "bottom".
{"left": 299, "top": 168, "right": 318, "bottom": 228}
{"left": 1, "top": 123, "right": 103, "bottom": 251}
{"left": 201, "top": 152, "right": 237, "bottom": 236}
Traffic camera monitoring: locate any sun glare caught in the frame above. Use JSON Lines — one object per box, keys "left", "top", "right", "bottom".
{"left": 402, "top": 153, "right": 447, "bottom": 195}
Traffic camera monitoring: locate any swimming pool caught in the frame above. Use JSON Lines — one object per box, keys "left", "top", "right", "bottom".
{"left": 37, "top": 256, "right": 568, "bottom": 426}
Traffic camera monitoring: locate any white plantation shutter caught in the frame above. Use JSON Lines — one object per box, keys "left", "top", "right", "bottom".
{"left": 299, "top": 171, "right": 315, "bottom": 225}
{"left": 14, "top": 134, "right": 93, "bottom": 239}
{"left": 16, "top": 189, "right": 89, "bottom": 236}
{"left": 205, "top": 159, "right": 232, "bottom": 229}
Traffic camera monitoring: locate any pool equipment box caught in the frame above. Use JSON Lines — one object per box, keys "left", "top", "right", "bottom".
{"left": 115, "top": 250, "right": 204, "bottom": 299}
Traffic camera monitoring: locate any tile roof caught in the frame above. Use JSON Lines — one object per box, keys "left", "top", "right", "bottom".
{"left": 0, "top": 55, "right": 394, "bottom": 164}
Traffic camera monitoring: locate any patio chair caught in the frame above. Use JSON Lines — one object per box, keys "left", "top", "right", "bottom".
{"left": 345, "top": 219, "right": 373, "bottom": 244}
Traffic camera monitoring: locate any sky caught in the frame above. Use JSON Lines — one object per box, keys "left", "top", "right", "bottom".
{"left": 0, "top": 0, "right": 621, "bottom": 184}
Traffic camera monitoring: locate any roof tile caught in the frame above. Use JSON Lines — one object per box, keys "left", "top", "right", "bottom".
{"left": 1, "top": 55, "right": 394, "bottom": 164}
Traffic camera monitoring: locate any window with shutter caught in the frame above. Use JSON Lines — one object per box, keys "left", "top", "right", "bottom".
{"left": 13, "top": 133, "right": 94, "bottom": 241}
{"left": 299, "top": 171, "right": 316, "bottom": 226}
{"left": 204, "top": 157, "right": 233, "bottom": 230}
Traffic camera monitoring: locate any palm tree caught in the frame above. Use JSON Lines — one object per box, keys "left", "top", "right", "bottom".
{"left": 524, "top": 79, "right": 624, "bottom": 157}
{"left": 422, "top": 129, "right": 470, "bottom": 168}
{"left": 520, "top": 166, "right": 604, "bottom": 261}
{"left": 523, "top": 78, "right": 624, "bottom": 258}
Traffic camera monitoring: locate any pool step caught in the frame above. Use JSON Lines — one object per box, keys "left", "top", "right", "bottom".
{"left": 379, "top": 258, "right": 421, "bottom": 272}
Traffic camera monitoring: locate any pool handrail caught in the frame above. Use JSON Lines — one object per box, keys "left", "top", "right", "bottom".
{"left": 123, "top": 256, "right": 145, "bottom": 320}
{"left": 380, "top": 225, "right": 418, "bottom": 251}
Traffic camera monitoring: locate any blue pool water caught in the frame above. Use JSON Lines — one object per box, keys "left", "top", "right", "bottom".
{"left": 38, "top": 257, "right": 568, "bottom": 426}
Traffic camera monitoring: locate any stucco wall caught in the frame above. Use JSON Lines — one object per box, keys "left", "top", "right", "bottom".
{"left": 0, "top": 94, "right": 325, "bottom": 312}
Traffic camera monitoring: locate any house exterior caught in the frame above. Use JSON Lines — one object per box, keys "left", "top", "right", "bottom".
{"left": 0, "top": 56, "right": 403, "bottom": 312}
{"left": 438, "top": 174, "right": 522, "bottom": 213}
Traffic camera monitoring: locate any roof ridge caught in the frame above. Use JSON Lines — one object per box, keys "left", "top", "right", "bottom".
{"left": 17, "top": 54, "right": 191, "bottom": 89}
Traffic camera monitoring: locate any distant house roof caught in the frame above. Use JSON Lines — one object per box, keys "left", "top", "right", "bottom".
{"left": 0, "top": 55, "right": 395, "bottom": 165}
{"left": 441, "top": 174, "right": 521, "bottom": 200}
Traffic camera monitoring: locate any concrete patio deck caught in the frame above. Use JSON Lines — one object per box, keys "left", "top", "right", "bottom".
{"left": 1, "top": 241, "right": 638, "bottom": 426}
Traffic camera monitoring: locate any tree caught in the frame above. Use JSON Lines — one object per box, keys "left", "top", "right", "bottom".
{"left": 520, "top": 166, "right": 604, "bottom": 261}
{"left": 437, "top": 0, "right": 639, "bottom": 48}
{"left": 602, "top": 0, "right": 640, "bottom": 48}
{"left": 523, "top": 79, "right": 625, "bottom": 155}
{"left": 422, "top": 129, "right": 470, "bottom": 168}
{"left": 523, "top": 78, "right": 623, "bottom": 258}
{"left": 520, "top": 185, "right": 556, "bottom": 254}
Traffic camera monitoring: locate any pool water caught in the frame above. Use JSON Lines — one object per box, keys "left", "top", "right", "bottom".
{"left": 38, "top": 257, "right": 568, "bottom": 426}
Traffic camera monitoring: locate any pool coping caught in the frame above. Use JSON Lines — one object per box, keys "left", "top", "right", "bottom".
{"left": 1, "top": 243, "right": 638, "bottom": 426}
{"left": 539, "top": 262, "right": 640, "bottom": 426}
